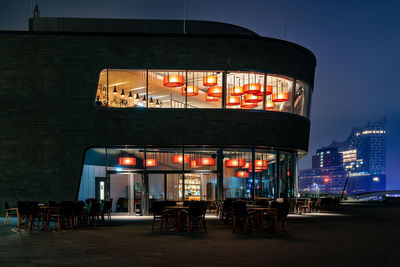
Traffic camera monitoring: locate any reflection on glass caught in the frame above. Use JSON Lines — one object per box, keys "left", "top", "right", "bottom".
{"left": 95, "top": 69, "right": 311, "bottom": 118}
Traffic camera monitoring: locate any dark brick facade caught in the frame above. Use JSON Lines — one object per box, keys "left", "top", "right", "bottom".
{"left": 0, "top": 31, "right": 315, "bottom": 209}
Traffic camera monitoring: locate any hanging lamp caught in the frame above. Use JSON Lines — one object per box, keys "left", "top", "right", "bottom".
{"left": 206, "top": 95, "right": 219, "bottom": 102}
{"left": 118, "top": 157, "right": 136, "bottom": 166}
{"left": 254, "top": 85, "right": 273, "bottom": 96}
{"left": 181, "top": 85, "right": 199, "bottom": 96}
{"left": 226, "top": 96, "right": 240, "bottom": 106}
{"left": 225, "top": 158, "right": 246, "bottom": 168}
{"left": 128, "top": 91, "right": 133, "bottom": 99}
{"left": 190, "top": 160, "right": 198, "bottom": 168}
{"left": 203, "top": 74, "right": 218, "bottom": 86}
{"left": 244, "top": 94, "right": 263, "bottom": 103}
{"left": 243, "top": 83, "right": 262, "bottom": 94}
{"left": 113, "top": 86, "right": 118, "bottom": 95}
{"left": 235, "top": 171, "right": 249, "bottom": 178}
{"left": 195, "top": 157, "right": 216, "bottom": 166}
{"left": 254, "top": 159, "right": 268, "bottom": 170}
{"left": 120, "top": 89, "right": 125, "bottom": 98}
{"left": 173, "top": 155, "right": 190, "bottom": 163}
{"left": 163, "top": 73, "right": 185, "bottom": 87}
{"left": 207, "top": 86, "right": 222, "bottom": 97}
{"left": 272, "top": 80, "right": 288, "bottom": 102}
{"left": 155, "top": 99, "right": 161, "bottom": 107}
{"left": 144, "top": 158, "right": 157, "bottom": 167}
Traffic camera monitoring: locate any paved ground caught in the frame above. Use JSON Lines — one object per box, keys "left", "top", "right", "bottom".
{"left": 1, "top": 202, "right": 400, "bottom": 266}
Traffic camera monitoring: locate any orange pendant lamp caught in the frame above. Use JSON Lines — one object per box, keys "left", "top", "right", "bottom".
{"left": 206, "top": 95, "right": 219, "bottom": 102}
{"left": 254, "top": 85, "right": 273, "bottom": 96}
{"left": 119, "top": 157, "right": 136, "bottom": 166}
{"left": 244, "top": 94, "right": 263, "bottom": 103}
{"left": 230, "top": 86, "right": 244, "bottom": 96}
{"left": 181, "top": 85, "right": 199, "bottom": 96}
{"left": 226, "top": 96, "right": 240, "bottom": 106}
{"left": 173, "top": 155, "right": 190, "bottom": 163}
{"left": 190, "top": 160, "right": 198, "bottom": 168}
{"left": 144, "top": 159, "right": 157, "bottom": 167}
{"left": 235, "top": 171, "right": 250, "bottom": 178}
{"left": 272, "top": 92, "right": 289, "bottom": 102}
{"left": 240, "top": 101, "right": 258, "bottom": 109}
{"left": 254, "top": 159, "right": 268, "bottom": 170}
{"left": 203, "top": 75, "right": 218, "bottom": 86}
{"left": 242, "top": 162, "right": 250, "bottom": 169}
{"left": 243, "top": 83, "right": 261, "bottom": 94}
{"left": 248, "top": 163, "right": 263, "bottom": 172}
{"left": 225, "top": 158, "right": 246, "bottom": 168}
{"left": 207, "top": 86, "right": 222, "bottom": 97}
{"left": 195, "top": 157, "right": 216, "bottom": 166}
{"left": 163, "top": 74, "right": 185, "bottom": 87}
{"left": 265, "top": 101, "right": 275, "bottom": 109}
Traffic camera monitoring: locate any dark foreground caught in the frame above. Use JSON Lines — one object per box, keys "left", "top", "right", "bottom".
{"left": 1, "top": 202, "right": 400, "bottom": 266}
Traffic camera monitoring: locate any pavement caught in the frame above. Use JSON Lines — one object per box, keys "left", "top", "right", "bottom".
{"left": 1, "top": 202, "right": 400, "bottom": 266}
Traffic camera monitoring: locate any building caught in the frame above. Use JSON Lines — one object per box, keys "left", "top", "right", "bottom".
{"left": 299, "top": 118, "right": 386, "bottom": 195}
{"left": 0, "top": 17, "right": 316, "bottom": 214}
{"left": 312, "top": 147, "right": 342, "bottom": 168}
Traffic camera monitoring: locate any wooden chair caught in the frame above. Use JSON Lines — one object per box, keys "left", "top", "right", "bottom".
{"left": 184, "top": 201, "right": 207, "bottom": 232}
{"left": 151, "top": 201, "right": 174, "bottom": 232}
{"left": 4, "top": 202, "right": 18, "bottom": 225}
{"left": 232, "top": 201, "right": 256, "bottom": 233}
{"left": 17, "top": 201, "right": 30, "bottom": 231}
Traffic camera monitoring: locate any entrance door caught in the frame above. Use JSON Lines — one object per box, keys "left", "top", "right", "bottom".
{"left": 95, "top": 176, "right": 110, "bottom": 201}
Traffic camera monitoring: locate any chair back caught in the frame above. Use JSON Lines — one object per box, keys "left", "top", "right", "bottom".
{"left": 5, "top": 202, "right": 10, "bottom": 210}
{"left": 151, "top": 201, "right": 164, "bottom": 216}
{"left": 58, "top": 201, "right": 74, "bottom": 216}
{"left": 188, "top": 201, "right": 204, "bottom": 217}
{"left": 17, "top": 201, "right": 31, "bottom": 216}
{"left": 276, "top": 201, "right": 290, "bottom": 220}
{"left": 232, "top": 201, "right": 247, "bottom": 218}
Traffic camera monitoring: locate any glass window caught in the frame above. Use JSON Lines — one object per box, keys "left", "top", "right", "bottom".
{"left": 266, "top": 75, "right": 294, "bottom": 113}
{"left": 226, "top": 72, "right": 265, "bottom": 110}
{"left": 294, "top": 80, "right": 311, "bottom": 118}
{"left": 96, "top": 69, "right": 147, "bottom": 108}
{"left": 223, "top": 149, "right": 252, "bottom": 199}
{"left": 254, "top": 151, "right": 277, "bottom": 198}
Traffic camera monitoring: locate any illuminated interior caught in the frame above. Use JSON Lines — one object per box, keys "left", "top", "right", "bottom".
{"left": 95, "top": 69, "right": 312, "bottom": 117}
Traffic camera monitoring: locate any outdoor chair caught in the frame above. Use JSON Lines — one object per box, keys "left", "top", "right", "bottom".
{"left": 151, "top": 201, "right": 174, "bottom": 232}
{"left": 51, "top": 201, "right": 74, "bottom": 231}
{"left": 72, "top": 201, "right": 86, "bottom": 227}
{"left": 232, "top": 201, "right": 256, "bottom": 233}
{"left": 183, "top": 201, "right": 207, "bottom": 232}
{"left": 17, "top": 201, "right": 31, "bottom": 231}
{"left": 4, "top": 202, "right": 18, "bottom": 225}
{"left": 221, "top": 199, "right": 233, "bottom": 225}
{"left": 276, "top": 201, "right": 290, "bottom": 235}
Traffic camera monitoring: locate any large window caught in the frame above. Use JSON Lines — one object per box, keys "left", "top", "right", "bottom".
{"left": 95, "top": 69, "right": 312, "bottom": 118}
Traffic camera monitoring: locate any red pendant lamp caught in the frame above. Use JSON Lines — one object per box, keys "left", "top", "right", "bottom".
{"left": 195, "top": 157, "right": 216, "bottom": 166}
{"left": 248, "top": 163, "right": 263, "bottom": 172}
{"left": 265, "top": 101, "right": 275, "bottom": 109}
{"left": 230, "top": 86, "right": 244, "bottom": 96}
{"left": 243, "top": 83, "right": 261, "bottom": 94}
{"left": 240, "top": 101, "right": 258, "bottom": 109}
{"left": 226, "top": 96, "right": 240, "bottom": 106}
{"left": 203, "top": 75, "right": 218, "bottom": 86}
{"left": 244, "top": 94, "right": 263, "bottom": 103}
{"left": 235, "top": 171, "right": 250, "bottom": 178}
{"left": 272, "top": 92, "right": 289, "bottom": 102}
{"left": 190, "top": 160, "right": 198, "bottom": 168}
{"left": 206, "top": 95, "right": 219, "bottom": 102}
{"left": 254, "top": 159, "right": 268, "bottom": 170}
{"left": 181, "top": 85, "right": 199, "bottom": 96}
{"left": 163, "top": 74, "right": 185, "bottom": 87}
{"left": 144, "top": 159, "right": 157, "bottom": 167}
{"left": 173, "top": 155, "right": 190, "bottom": 163}
{"left": 242, "top": 162, "right": 250, "bottom": 169}
{"left": 225, "top": 158, "right": 246, "bottom": 168}
{"left": 207, "top": 86, "right": 222, "bottom": 97}
{"left": 254, "top": 85, "right": 273, "bottom": 96}
{"left": 118, "top": 157, "right": 136, "bottom": 166}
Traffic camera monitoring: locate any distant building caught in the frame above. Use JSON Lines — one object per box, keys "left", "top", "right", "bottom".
{"left": 312, "top": 147, "right": 342, "bottom": 168}
{"left": 299, "top": 118, "right": 386, "bottom": 195}
{"left": 299, "top": 166, "right": 347, "bottom": 195}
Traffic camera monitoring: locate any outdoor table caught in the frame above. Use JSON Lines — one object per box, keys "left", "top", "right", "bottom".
{"left": 39, "top": 206, "right": 58, "bottom": 230}
{"left": 248, "top": 207, "right": 278, "bottom": 233}
{"left": 246, "top": 204, "right": 264, "bottom": 209}
{"left": 165, "top": 206, "right": 189, "bottom": 232}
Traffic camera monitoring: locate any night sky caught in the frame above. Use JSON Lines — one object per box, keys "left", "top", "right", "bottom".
{"left": 1, "top": 0, "right": 399, "bottom": 189}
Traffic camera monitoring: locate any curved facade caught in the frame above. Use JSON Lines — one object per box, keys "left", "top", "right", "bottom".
{"left": 0, "top": 18, "right": 316, "bottom": 213}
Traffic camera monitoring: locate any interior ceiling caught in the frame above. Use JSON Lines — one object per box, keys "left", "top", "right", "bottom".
{"left": 98, "top": 70, "right": 293, "bottom": 108}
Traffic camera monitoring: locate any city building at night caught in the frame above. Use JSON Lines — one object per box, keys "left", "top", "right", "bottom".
{"left": 299, "top": 118, "right": 386, "bottom": 195}
{"left": 0, "top": 17, "right": 316, "bottom": 214}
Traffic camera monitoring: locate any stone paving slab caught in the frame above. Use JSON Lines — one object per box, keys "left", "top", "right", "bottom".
{"left": 1, "top": 203, "right": 400, "bottom": 266}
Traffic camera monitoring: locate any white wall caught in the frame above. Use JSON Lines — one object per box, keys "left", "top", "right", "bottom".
{"left": 110, "top": 173, "right": 129, "bottom": 212}
{"left": 78, "top": 165, "right": 106, "bottom": 202}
